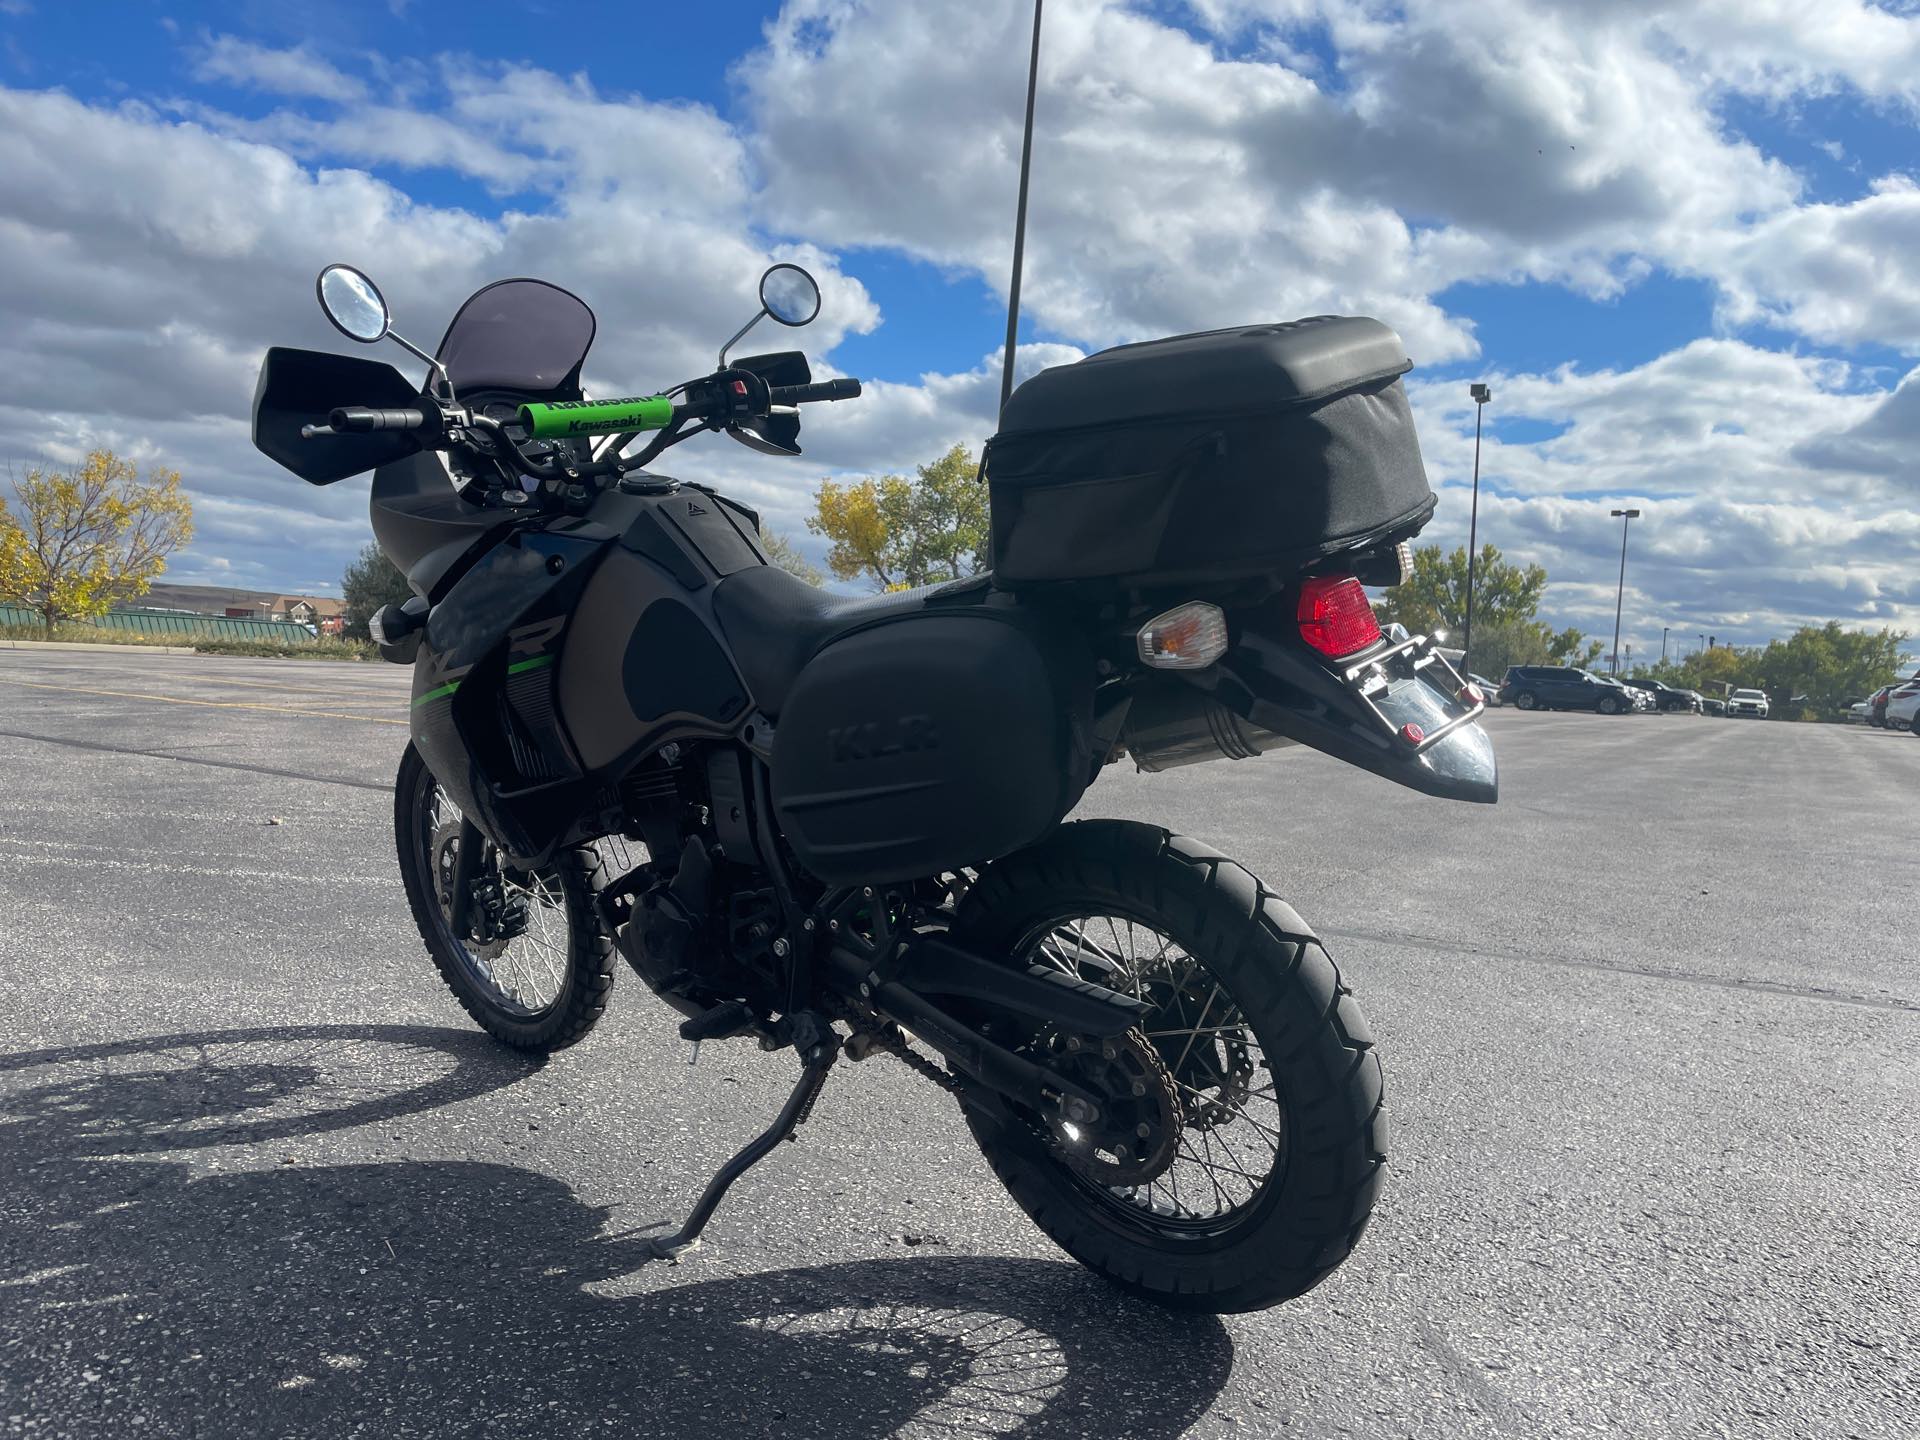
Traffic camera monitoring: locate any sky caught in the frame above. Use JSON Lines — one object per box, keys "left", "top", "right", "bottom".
{"left": 1, "top": 0, "right": 1918, "bottom": 664}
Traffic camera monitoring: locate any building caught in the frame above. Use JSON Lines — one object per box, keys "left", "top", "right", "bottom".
{"left": 129, "top": 584, "right": 346, "bottom": 632}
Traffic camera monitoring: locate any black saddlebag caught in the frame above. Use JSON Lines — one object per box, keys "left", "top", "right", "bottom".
{"left": 770, "top": 604, "right": 1095, "bottom": 886}
{"left": 983, "top": 316, "right": 1435, "bottom": 590}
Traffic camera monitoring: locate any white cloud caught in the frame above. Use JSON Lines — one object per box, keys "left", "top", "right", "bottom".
{"left": 1, "top": 2, "right": 1918, "bottom": 648}
{"left": 193, "top": 36, "right": 368, "bottom": 104}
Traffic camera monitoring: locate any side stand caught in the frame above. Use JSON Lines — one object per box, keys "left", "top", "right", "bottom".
{"left": 646, "top": 1013, "right": 841, "bottom": 1261}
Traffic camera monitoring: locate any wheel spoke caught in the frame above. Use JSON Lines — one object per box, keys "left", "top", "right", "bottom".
{"left": 1016, "top": 908, "right": 1286, "bottom": 1231}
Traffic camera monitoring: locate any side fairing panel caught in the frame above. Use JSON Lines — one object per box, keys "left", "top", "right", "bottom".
{"left": 558, "top": 545, "right": 750, "bottom": 773}
{"left": 409, "top": 529, "right": 612, "bottom": 863}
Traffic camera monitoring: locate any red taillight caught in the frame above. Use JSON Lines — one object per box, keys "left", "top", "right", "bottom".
{"left": 1295, "top": 575, "right": 1382, "bottom": 658}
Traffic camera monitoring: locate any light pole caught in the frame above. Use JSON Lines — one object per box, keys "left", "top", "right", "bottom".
{"left": 1463, "top": 382, "right": 1491, "bottom": 676}
{"left": 1609, "top": 507, "right": 1641, "bottom": 674}
{"left": 999, "top": 0, "right": 1045, "bottom": 418}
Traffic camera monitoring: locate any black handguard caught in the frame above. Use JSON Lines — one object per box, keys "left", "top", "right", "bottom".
{"left": 769, "top": 378, "right": 863, "bottom": 405}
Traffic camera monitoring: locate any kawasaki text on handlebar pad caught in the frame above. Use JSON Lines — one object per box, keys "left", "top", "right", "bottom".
{"left": 520, "top": 396, "right": 674, "bottom": 438}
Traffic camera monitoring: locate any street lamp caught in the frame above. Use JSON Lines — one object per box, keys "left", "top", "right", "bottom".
{"left": 1662, "top": 626, "right": 1669, "bottom": 664}
{"left": 1463, "top": 382, "right": 1491, "bottom": 676}
{"left": 1609, "top": 507, "right": 1641, "bottom": 674}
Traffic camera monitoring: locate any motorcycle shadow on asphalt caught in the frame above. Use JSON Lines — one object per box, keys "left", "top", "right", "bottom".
{"left": 0, "top": 1024, "right": 1234, "bottom": 1439}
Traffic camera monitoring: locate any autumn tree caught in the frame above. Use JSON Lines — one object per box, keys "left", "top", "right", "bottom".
{"left": 759, "top": 526, "right": 823, "bottom": 586}
{"left": 806, "top": 444, "right": 988, "bottom": 590}
{"left": 0, "top": 450, "right": 194, "bottom": 632}
{"left": 1374, "top": 542, "right": 1600, "bottom": 673}
{"left": 340, "top": 541, "right": 412, "bottom": 640}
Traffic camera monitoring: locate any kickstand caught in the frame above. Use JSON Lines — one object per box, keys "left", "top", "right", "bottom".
{"left": 646, "top": 1013, "right": 841, "bottom": 1261}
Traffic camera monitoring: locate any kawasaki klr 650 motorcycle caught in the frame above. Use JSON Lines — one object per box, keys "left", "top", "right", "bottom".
{"left": 252, "top": 261, "right": 1495, "bottom": 1313}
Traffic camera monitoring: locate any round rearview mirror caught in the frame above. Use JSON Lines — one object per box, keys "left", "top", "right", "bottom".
{"left": 316, "top": 264, "right": 391, "bottom": 344}
{"left": 759, "top": 263, "right": 821, "bottom": 327}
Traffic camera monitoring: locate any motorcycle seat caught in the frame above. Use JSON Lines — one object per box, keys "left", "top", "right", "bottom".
{"left": 711, "top": 564, "right": 991, "bottom": 716}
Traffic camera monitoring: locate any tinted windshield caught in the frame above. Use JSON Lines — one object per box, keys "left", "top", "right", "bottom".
{"left": 435, "top": 278, "right": 595, "bottom": 397}
{"left": 1733, "top": 689, "right": 1765, "bottom": 699}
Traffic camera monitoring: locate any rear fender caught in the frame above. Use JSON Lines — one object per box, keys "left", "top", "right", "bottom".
{"left": 1208, "top": 628, "right": 1498, "bottom": 803}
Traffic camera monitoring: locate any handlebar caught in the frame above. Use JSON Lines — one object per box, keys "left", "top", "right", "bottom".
{"left": 770, "top": 378, "right": 862, "bottom": 404}
{"left": 331, "top": 405, "right": 429, "bottom": 432}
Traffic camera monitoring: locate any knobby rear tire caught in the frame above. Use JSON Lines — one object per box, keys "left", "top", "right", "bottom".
{"left": 394, "top": 744, "right": 615, "bottom": 1052}
{"left": 953, "top": 820, "right": 1387, "bottom": 1314}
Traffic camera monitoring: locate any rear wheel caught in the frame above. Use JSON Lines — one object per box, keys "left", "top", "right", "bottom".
{"left": 394, "top": 744, "right": 615, "bottom": 1052}
{"left": 1514, "top": 691, "right": 1539, "bottom": 711}
{"left": 952, "top": 821, "right": 1386, "bottom": 1313}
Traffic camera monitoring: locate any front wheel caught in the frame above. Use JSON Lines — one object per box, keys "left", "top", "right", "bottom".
{"left": 1598, "top": 695, "right": 1622, "bottom": 715}
{"left": 394, "top": 744, "right": 615, "bottom": 1052}
{"left": 952, "top": 821, "right": 1387, "bottom": 1313}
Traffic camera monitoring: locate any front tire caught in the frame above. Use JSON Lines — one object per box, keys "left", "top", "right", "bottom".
{"left": 952, "top": 821, "right": 1386, "bottom": 1313}
{"left": 1598, "top": 695, "right": 1622, "bottom": 715}
{"left": 394, "top": 744, "right": 615, "bottom": 1052}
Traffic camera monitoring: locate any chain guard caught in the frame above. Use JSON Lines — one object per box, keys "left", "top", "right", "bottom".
{"left": 1042, "top": 1028, "right": 1183, "bottom": 1187}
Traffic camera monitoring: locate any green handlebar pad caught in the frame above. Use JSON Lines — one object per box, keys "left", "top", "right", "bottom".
{"left": 519, "top": 395, "right": 674, "bottom": 438}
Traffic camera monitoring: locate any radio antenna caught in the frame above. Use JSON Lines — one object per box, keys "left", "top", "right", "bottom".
{"left": 999, "top": 0, "right": 1044, "bottom": 417}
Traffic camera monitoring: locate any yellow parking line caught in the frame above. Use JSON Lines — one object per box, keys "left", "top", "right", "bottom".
{"left": 0, "top": 677, "right": 409, "bottom": 726}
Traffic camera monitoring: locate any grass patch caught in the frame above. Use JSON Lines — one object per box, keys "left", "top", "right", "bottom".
{"left": 2, "top": 621, "right": 190, "bottom": 647}
{"left": 2, "top": 621, "right": 376, "bottom": 661}
{"left": 192, "top": 636, "right": 377, "bottom": 661}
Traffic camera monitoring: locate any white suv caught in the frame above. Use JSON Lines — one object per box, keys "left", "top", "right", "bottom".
{"left": 1727, "top": 688, "right": 1770, "bottom": 719}
{"left": 1885, "top": 676, "right": 1920, "bottom": 732}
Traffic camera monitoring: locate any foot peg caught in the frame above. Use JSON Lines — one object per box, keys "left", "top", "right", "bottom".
{"left": 645, "top": 1012, "right": 841, "bottom": 1262}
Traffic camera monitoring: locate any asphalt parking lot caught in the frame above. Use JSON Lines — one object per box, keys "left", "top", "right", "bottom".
{"left": 1, "top": 645, "right": 1915, "bottom": 1440}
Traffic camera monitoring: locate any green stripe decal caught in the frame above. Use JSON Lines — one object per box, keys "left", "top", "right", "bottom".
{"left": 412, "top": 680, "right": 459, "bottom": 708}
{"left": 520, "top": 395, "right": 673, "bottom": 438}
{"left": 507, "top": 654, "right": 555, "bottom": 676}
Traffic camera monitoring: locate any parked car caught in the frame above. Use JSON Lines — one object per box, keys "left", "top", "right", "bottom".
{"left": 1727, "top": 687, "right": 1771, "bottom": 719}
{"left": 1619, "top": 677, "right": 1702, "bottom": 713}
{"left": 1846, "top": 698, "right": 1869, "bottom": 723}
{"left": 1599, "top": 674, "right": 1655, "bottom": 712}
{"left": 1469, "top": 673, "right": 1504, "bottom": 707}
{"left": 1702, "top": 697, "right": 1727, "bottom": 717}
{"left": 1500, "top": 665, "right": 1636, "bottom": 714}
{"left": 1885, "top": 675, "right": 1920, "bottom": 732}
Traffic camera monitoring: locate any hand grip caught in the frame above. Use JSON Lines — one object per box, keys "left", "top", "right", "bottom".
{"left": 329, "top": 406, "right": 428, "bottom": 433}
{"left": 768, "top": 378, "right": 863, "bottom": 405}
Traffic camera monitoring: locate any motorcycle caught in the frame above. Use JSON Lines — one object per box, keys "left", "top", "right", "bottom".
{"left": 251, "top": 261, "right": 1496, "bottom": 1313}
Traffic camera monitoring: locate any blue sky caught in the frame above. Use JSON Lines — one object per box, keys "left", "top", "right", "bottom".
{"left": 1, "top": 0, "right": 1916, "bottom": 660}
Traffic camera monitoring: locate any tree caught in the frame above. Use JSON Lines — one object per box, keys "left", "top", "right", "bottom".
{"left": 1751, "top": 623, "right": 1910, "bottom": 717}
{"left": 340, "top": 542, "right": 412, "bottom": 640}
{"left": 1375, "top": 542, "right": 1600, "bottom": 673}
{"left": 0, "top": 450, "right": 194, "bottom": 631}
{"left": 1375, "top": 542, "right": 1547, "bottom": 637}
{"left": 758, "top": 527, "right": 824, "bottom": 586}
{"left": 806, "top": 444, "right": 989, "bottom": 590}
{"left": 1633, "top": 624, "right": 1909, "bottom": 719}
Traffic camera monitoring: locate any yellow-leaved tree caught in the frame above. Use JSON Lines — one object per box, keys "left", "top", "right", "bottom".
{"left": 0, "top": 450, "right": 195, "bottom": 632}
{"left": 805, "top": 444, "right": 987, "bottom": 591}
